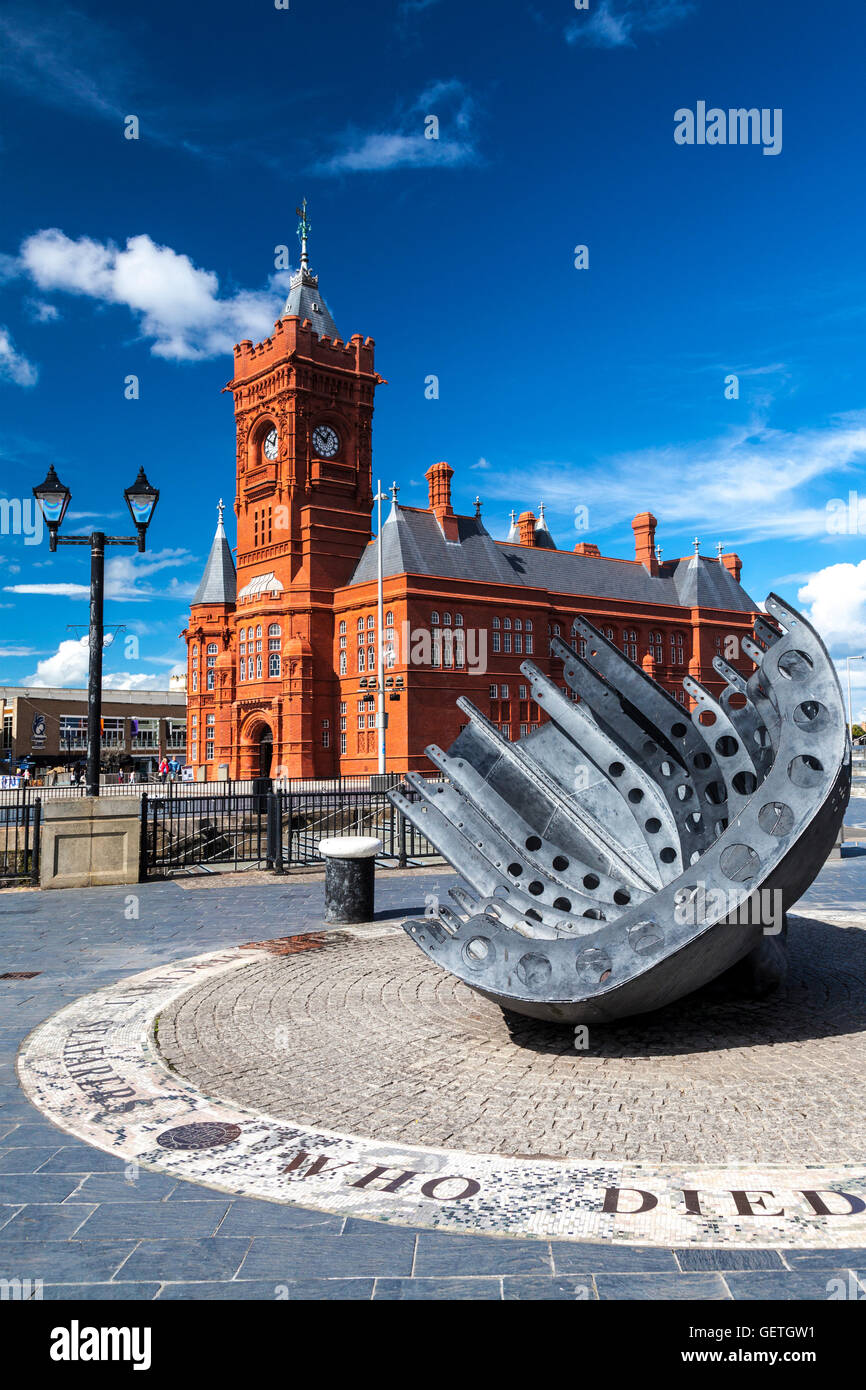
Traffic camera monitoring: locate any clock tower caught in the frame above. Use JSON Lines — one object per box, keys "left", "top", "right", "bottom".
{"left": 221, "top": 203, "right": 383, "bottom": 777}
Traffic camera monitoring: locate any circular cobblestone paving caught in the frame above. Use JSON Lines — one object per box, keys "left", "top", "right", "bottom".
{"left": 156, "top": 914, "right": 866, "bottom": 1166}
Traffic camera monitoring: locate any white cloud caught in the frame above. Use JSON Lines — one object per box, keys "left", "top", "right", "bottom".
{"left": 26, "top": 636, "right": 92, "bottom": 686}
{"left": 24, "top": 298, "right": 59, "bottom": 323}
{"left": 101, "top": 671, "right": 178, "bottom": 690}
{"left": 4, "top": 547, "right": 197, "bottom": 602}
{"left": 321, "top": 131, "right": 474, "bottom": 173}
{"left": 472, "top": 457, "right": 491, "bottom": 471}
{"left": 0, "top": 325, "right": 37, "bottom": 386}
{"left": 14, "top": 229, "right": 291, "bottom": 361}
{"left": 798, "top": 562, "right": 866, "bottom": 654}
{"left": 318, "top": 80, "right": 477, "bottom": 174}
{"left": 480, "top": 414, "right": 866, "bottom": 546}
{"left": 566, "top": 0, "right": 694, "bottom": 48}
{"left": 25, "top": 635, "right": 178, "bottom": 689}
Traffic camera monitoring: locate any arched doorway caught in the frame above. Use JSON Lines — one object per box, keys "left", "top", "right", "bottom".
{"left": 258, "top": 727, "right": 273, "bottom": 778}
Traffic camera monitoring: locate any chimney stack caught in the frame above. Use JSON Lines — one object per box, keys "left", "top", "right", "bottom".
{"left": 632, "top": 512, "right": 658, "bottom": 575}
{"left": 425, "top": 460, "right": 459, "bottom": 541}
{"left": 518, "top": 510, "right": 537, "bottom": 546}
{"left": 720, "top": 551, "right": 742, "bottom": 583}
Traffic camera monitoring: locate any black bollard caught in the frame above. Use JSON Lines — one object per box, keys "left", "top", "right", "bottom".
{"left": 319, "top": 836, "right": 382, "bottom": 924}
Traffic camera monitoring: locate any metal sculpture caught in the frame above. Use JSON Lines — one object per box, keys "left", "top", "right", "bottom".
{"left": 390, "top": 595, "right": 850, "bottom": 1022}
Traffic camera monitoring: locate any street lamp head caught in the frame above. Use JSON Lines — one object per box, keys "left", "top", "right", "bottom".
{"left": 33, "top": 464, "right": 71, "bottom": 551}
{"left": 124, "top": 467, "right": 159, "bottom": 551}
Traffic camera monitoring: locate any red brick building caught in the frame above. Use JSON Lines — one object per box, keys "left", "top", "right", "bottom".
{"left": 183, "top": 233, "right": 758, "bottom": 780}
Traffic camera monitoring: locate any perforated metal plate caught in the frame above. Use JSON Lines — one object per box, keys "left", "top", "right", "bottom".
{"left": 391, "top": 595, "right": 850, "bottom": 1022}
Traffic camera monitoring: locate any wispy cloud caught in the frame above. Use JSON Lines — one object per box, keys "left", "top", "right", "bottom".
{"left": 24, "top": 299, "right": 59, "bottom": 324}
{"left": 566, "top": 0, "right": 695, "bottom": 49}
{"left": 5, "top": 229, "right": 293, "bottom": 362}
{"left": 479, "top": 413, "right": 866, "bottom": 546}
{"left": 0, "top": 7, "right": 128, "bottom": 119}
{"left": 0, "top": 326, "right": 37, "bottom": 387}
{"left": 4, "top": 547, "right": 197, "bottom": 602}
{"left": 317, "top": 80, "right": 478, "bottom": 175}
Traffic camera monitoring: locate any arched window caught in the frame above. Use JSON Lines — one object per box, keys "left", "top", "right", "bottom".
{"left": 268, "top": 652, "right": 281, "bottom": 678}
{"left": 367, "top": 614, "right": 375, "bottom": 629}
{"left": 671, "top": 631, "right": 685, "bottom": 665}
{"left": 504, "top": 617, "right": 512, "bottom": 629}
{"left": 206, "top": 670, "right": 215, "bottom": 691}
{"left": 514, "top": 618, "right": 522, "bottom": 631}
{"left": 268, "top": 623, "right": 280, "bottom": 637}
{"left": 339, "top": 620, "right": 346, "bottom": 635}
{"left": 650, "top": 630, "right": 664, "bottom": 663}
{"left": 255, "top": 625, "right": 262, "bottom": 639}
{"left": 255, "top": 654, "right": 262, "bottom": 679}
{"left": 492, "top": 616, "right": 500, "bottom": 629}
{"left": 455, "top": 613, "right": 464, "bottom": 627}
{"left": 239, "top": 657, "right": 246, "bottom": 681}
{"left": 443, "top": 611, "right": 451, "bottom": 625}
{"left": 358, "top": 647, "right": 366, "bottom": 672}
{"left": 552, "top": 623, "right": 560, "bottom": 636}
{"left": 192, "top": 644, "right": 198, "bottom": 656}
{"left": 525, "top": 619, "right": 533, "bottom": 632}
{"left": 622, "top": 629, "right": 638, "bottom": 661}
{"left": 455, "top": 629, "right": 465, "bottom": 666}
{"left": 431, "top": 611, "right": 440, "bottom": 625}
{"left": 385, "top": 611, "right": 393, "bottom": 626}
{"left": 339, "top": 651, "right": 347, "bottom": 675}
{"left": 206, "top": 642, "right": 217, "bottom": 654}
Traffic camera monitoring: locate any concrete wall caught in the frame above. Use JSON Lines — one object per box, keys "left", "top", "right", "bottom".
{"left": 40, "top": 797, "right": 141, "bottom": 890}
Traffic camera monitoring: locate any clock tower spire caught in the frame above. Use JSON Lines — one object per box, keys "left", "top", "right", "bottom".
{"left": 218, "top": 202, "right": 383, "bottom": 778}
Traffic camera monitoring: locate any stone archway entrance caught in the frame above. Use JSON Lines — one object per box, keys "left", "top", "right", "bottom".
{"left": 258, "top": 727, "right": 273, "bottom": 778}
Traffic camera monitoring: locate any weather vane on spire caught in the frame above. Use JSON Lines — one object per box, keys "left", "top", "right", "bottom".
{"left": 296, "top": 198, "right": 311, "bottom": 268}
{"left": 217, "top": 498, "right": 225, "bottom": 526}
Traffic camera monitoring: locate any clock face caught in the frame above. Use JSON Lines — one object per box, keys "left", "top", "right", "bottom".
{"left": 263, "top": 428, "right": 278, "bottom": 461}
{"left": 312, "top": 424, "right": 340, "bottom": 459}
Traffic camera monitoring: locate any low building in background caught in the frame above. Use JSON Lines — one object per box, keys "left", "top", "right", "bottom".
{"left": 0, "top": 687, "right": 186, "bottom": 778}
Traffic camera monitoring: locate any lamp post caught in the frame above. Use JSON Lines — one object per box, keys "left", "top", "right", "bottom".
{"left": 32, "top": 465, "right": 159, "bottom": 798}
{"left": 374, "top": 479, "right": 389, "bottom": 775}
{"left": 846, "top": 655, "right": 863, "bottom": 738}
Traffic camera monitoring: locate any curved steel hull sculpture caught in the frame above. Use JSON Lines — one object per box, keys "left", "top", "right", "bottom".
{"left": 390, "top": 595, "right": 850, "bottom": 1023}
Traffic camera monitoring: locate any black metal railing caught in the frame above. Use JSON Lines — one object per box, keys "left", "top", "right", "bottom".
{"left": 0, "top": 791, "right": 41, "bottom": 885}
{"left": 0, "top": 778, "right": 440, "bottom": 883}
{"left": 140, "top": 780, "right": 440, "bottom": 878}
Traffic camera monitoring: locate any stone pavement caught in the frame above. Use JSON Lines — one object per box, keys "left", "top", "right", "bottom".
{"left": 1, "top": 852, "right": 865, "bottom": 1300}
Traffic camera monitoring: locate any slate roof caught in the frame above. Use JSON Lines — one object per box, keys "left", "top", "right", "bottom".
{"left": 347, "top": 506, "right": 757, "bottom": 612}
{"left": 192, "top": 511, "right": 236, "bottom": 606}
{"left": 282, "top": 268, "right": 338, "bottom": 339}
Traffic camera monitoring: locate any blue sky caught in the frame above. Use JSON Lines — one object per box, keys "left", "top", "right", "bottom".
{"left": 2, "top": 0, "right": 866, "bottom": 707}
